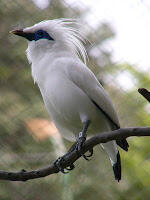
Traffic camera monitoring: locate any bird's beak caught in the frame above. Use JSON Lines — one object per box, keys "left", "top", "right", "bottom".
{"left": 10, "top": 29, "right": 34, "bottom": 41}
{"left": 10, "top": 29, "right": 25, "bottom": 37}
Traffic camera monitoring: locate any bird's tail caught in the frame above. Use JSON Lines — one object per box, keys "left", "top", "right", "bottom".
{"left": 101, "top": 141, "right": 121, "bottom": 182}
{"left": 112, "top": 151, "right": 121, "bottom": 182}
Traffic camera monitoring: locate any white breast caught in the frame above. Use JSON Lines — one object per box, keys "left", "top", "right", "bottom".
{"left": 31, "top": 55, "right": 111, "bottom": 141}
{"left": 38, "top": 69, "right": 110, "bottom": 141}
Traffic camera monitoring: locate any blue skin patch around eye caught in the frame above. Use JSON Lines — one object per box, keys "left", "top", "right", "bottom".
{"left": 24, "top": 30, "right": 54, "bottom": 41}
{"left": 34, "top": 30, "right": 54, "bottom": 41}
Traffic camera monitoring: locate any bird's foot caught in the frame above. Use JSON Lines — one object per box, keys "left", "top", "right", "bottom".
{"left": 54, "top": 156, "right": 75, "bottom": 174}
{"left": 75, "top": 132, "right": 92, "bottom": 160}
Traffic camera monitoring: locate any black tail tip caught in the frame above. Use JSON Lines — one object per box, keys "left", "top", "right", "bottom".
{"left": 116, "top": 139, "right": 129, "bottom": 152}
{"left": 113, "top": 152, "right": 121, "bottom": 182}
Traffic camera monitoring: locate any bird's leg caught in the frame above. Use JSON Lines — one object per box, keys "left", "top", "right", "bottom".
{"left": 54, "top": 120, "right": 92, "bottom": 173}
{"left": 76, "top": 120, "right": 93, "bottom": 160}
{"left": 54, "top": 142, "right": 81, "bottom": 174}
{"left": 54, "top": 143, "right": 79, "bottom": 174}
{"left": 68, "top": 141, "right": 93, "bottom": 158}
{"left": 76, "top": 120, "right": 90, "bottom": 151}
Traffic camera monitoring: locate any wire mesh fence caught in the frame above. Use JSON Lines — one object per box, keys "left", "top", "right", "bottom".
{"left": 0, "top": 0, "right": 150, "bottom": 199}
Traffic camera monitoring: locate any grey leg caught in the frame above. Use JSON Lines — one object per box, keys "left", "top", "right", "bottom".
{"left": 76, "top": 120, "right": 93, "bottom": 160}
{"left": 77, "top": 120, "right": 90, "bottom": 151}
{"left": 54, "top": 120, "right": 92, "bottom": 173}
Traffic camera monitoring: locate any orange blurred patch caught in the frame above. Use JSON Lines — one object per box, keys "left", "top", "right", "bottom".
{"left": 25, "top": 118, "right": 59, "bottom": 141}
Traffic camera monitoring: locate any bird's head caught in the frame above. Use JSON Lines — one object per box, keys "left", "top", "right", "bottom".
{"left": 11, "top": 19, "right": 87, "bottom": 64}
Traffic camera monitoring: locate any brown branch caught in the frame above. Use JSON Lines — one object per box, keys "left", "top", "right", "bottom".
{"left": 0, "top": 87, "right": 149, "bottom": 182}
{"left": 0, "top": 126, "right": 150, "bottom": 182}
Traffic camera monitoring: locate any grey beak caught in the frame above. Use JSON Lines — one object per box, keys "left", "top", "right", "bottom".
{"left": 10, "top": 29, "right": 35, "bottom": 41}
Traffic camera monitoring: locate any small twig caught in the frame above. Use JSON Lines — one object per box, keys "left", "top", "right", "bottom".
{"left": 0, "top": 88, "right": 149, "bottom": 182}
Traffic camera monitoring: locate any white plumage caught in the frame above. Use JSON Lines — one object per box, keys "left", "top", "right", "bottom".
{"left": 12, "top": 19, "right": 129, "bottom": 181}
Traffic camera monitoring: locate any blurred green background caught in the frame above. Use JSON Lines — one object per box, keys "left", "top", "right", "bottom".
{"left": 0, "top": 0, "right": 150, "bottom": 199}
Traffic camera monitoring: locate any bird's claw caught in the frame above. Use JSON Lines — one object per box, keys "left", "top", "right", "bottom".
{"left": 81, "top": 149, "right": 93, "bottom": 161}
{"left": 84, "top": 149, "right": 93, "bottom": 159}
{"left": 66, "top": 164, "right": 75, "bottom": 171}
{"left": 54, "top": 157, "right": 75, "bottom": 174}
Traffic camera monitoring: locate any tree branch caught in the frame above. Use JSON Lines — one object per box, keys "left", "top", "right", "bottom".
{"left": 0, "top": 126, "right": 150, "bottom": 182}
{"left": 0, "top": 88, "right": 149, "bottom": 182}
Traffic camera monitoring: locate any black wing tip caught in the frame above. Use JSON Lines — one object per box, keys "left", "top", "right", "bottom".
{"left": 113, "top": 152, "right": 121, "bottom": 182}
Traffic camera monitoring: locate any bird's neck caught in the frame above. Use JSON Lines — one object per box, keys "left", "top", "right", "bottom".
{"left": 29, "top": 50, "right": 76, "bottom": 85}
{"left": 26, "top": 41, "right": 75, "bottom": 65}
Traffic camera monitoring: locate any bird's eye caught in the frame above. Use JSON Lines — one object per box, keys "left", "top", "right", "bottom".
{"left": 38, "top": 31, "right": 44, "bottom": 36}
{"left": 34, "top": 29, "right": 54, "bottom": 41}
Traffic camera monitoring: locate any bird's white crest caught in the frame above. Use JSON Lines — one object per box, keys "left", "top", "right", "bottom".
{"left": 25, "top": 18, "right": 88, "bottom": 64}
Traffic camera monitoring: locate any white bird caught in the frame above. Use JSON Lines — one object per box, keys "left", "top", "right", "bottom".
{"left": 11, "top": 18, "right": 129, "bottom": 181}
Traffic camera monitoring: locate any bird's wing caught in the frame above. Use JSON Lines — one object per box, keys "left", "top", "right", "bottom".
{"left": 66, "top": 61, "right": 129, "bottom": 151}
{"left": 67, "top": 61, "right": 120, "bottom": 128}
